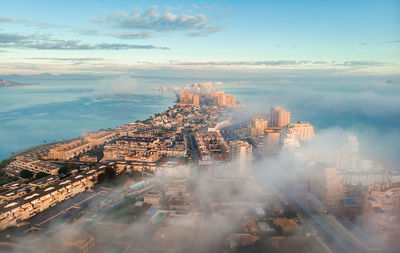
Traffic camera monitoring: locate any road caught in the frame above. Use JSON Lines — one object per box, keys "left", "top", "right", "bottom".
{"left": 275, "top": 185, "right": 367, "bottom": 253}
{"left": 219, "top": 120, "right": 249, "bottom": 142}
{"left": 186, "top": 133, "right": 198, "bottom": 165}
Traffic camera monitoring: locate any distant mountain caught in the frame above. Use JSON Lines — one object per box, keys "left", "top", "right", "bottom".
{"left": 0, "top": 79, "right": 39, "bottom": 87}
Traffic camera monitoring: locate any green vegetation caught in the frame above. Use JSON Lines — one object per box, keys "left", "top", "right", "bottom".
{"left": 86, "top": 145, "right": 104, "bottom": 160}
{"left": 0, "top": 158, "right": 13, "bottom": 169}
{"left": 58, "top": 167, "right": 69, "bottom": 175}
{"left": 20, "top": 169, "right": 34, "bottom": 179}
{"left": 105, "top": 166, "right": 116, "bottom": 179}
{"left": 34, "top": 172, "right": 49, "bottom": 180}
{"left": 58, "top": 162, "right": 80, "bottom": 176}
{"left": 0, "top": 176, "right": 13, "bottom": 185}
{"left": 98, "top": 128, "right": 113, "bottom": 131}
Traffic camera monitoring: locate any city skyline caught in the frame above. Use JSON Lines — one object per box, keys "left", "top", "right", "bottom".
{"left": 1, "top": 1, "right": 400, "bottom": 252}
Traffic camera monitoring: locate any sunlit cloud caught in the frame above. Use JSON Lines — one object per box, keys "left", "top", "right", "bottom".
{"left": 92, "top": 5, "right": 226, "bottom": 37}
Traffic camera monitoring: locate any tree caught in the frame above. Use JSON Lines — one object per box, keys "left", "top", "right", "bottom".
{"left": 0, "top": 158, "right": 13, "bottom": 169}
{"left": 35, "top": 172, "right": 49, "bottom": 179}
{"left": 20, "top": 169, "right": 34, "bottom": 179}
{"left": 105, "top": 166, "right": 116, "bottom": 179}
{"left": 58, "top": 167, "right": 69, "bottom": 175}
{"left": 97, "top": 172, "right": 106, "bottom": 183}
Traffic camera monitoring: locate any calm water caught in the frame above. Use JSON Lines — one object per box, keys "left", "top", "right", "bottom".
{"left": 0, "top": 79, "right": 175, "bottom": 160}
{"left": 1, "top": 76, "right": 399, "bottom": 162}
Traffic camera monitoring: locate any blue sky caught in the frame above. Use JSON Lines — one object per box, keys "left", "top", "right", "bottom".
{"left": 0, "top": 0, "right": 399, "bottom": 75}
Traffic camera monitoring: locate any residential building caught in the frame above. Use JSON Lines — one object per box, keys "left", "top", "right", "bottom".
{"left": 229, "top": 140, "right": 253, "bottom": 176}
{"left": 270, "top": 106, "right": 290, "bottom": 127}
{"left": 263, "top": 129, "right": 281, "bottom": 154}
{"left": 251, "top": 118, "right": 268, "bottom": 137}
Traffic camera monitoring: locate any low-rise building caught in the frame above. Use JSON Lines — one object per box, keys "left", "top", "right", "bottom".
{"left": 144, "top": 191, "right": 163, "bottom": 205}
{"left": 272, "top": 218, "right": 299, "bottom": 236}
{"left": 0, "top": 168, "right": 102, "bottom": 230}
{"left": 11, "top": 156, "right": 61, "bottom": 175}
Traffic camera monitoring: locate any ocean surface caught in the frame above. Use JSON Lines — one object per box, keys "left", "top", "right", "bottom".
{"left": 1, "top": 76, "right": 399, "bottom": 163}
{"left": 0, "top": 79, "right": 176, "bottom": 160}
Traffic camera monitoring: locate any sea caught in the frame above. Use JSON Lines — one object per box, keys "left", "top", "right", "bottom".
{"left": 0, "top": 78, "right": 176, "bottom": 160}
{"left": 1, "top": 75, "right": 399, "bottom": 163}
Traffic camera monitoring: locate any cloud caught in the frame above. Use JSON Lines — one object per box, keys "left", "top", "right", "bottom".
{"left": 186, "top": 25, "right": 226, "bottom": 37}
{"left": 26, "top": 57, "right": 104, "bottom": 61}
{"left": 171, "top": 60, "right": 305, "bottom": 66}
{"left": 0, "top": 32, "right": 168, "bottom": 50}
{"left": 167, "top": 60, "right": 387, "bottom": 67}
{"left": 0, "top": 16, "right": 100, "bottom": 36}
{"left": 340, "top": 61, "right": 385, "bottom": 66}
{"left": 93, "top": 74, "right": 144, "bottom": 95}
{"left": 378, "top": 40, "right": 400, "bottom": 44}
{"left": 0, "top": 33, "right": 29, "bottom": 43}
{"left": 92, "top": 5, "right": 225, "bottom": 37}
{"left": 110, "top": 31, "right": 153, "bottom": 39}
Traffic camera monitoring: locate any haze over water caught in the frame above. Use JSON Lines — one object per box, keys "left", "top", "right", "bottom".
{"left": 1, "top": 74, "right": 399, "bottom": 163}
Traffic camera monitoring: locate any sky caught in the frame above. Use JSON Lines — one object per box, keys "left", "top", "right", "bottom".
{"left": 0, "top": 0, "right": 399, "bottom": 75}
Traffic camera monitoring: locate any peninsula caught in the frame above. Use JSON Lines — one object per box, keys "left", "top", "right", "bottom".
{"left": 0, "top": 79, "right": 39, "bottom": 88}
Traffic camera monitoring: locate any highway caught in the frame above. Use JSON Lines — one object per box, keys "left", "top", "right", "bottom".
{"left": 275, "top": 185, "right": 367, "bottom": 253}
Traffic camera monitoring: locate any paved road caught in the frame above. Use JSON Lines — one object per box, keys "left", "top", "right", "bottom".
{"left": 219, "top": 120, "right": 249, "bottom": 142}
{"left": 275, "top": 185, "right": 367, "bottom": 253}
{"left": 186, "top": 133, "right": 198, "bottom": 165}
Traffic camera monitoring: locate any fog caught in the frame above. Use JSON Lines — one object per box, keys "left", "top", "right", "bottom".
{"left": 2, "top": 73, "right": 399, "bottom": 252}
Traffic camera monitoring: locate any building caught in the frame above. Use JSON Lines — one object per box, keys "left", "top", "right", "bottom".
{"left": 251, "top": 118, "right": 268, "bottom": 137}
{"left": 167, "top": 198, "right": 192, "bottom": 211}
{"left": 144, "top": 191, "right": 163, "bottom": 205}
{"left": 280, "top": 122, "right": 314, "bottom": 145}
{"left": 308, "top": 165, "right": 345, "bottom": 209}
{"left": 60, "top": 231, "right": 95, "bottom": 253}
{"left": 342, "top": 171, "right": 400, "bottom": 186}
{"left": 11, "top": 156, "right": 61, "bottom": 175}
{"left": 165, "top": 183, "right": 186, "bottom": 196}
{"left": 0, "top": 168, "right": 102, "bottom": 230}
{"left": 272, "top": 218, "right": 299, "bottom": 236}
{"left": 363, "top": 182, "right": 400, "bottom": 232}
{"left": 178, "top": 91, "right": 199, "bottom": 106}
{"left": 83, "top": 131, "right": 117, "bottom": 146}
{"left": 195, "top": 131, "right": 229, "bottom": 165}
{"left": 47, "top": 131, "right": 117, "bottom": 160}
{"left": 270, "top": 106, "right": 290, "bottom": 127}
{"left": 263, "top": 129, "right": 281, "bottom": 155}
{"left": 228, "top": 234, "right": 260, "bottom": 249}
{"left": 229, "top": 140, "right": 253, "bottom": 176}
{"left": 210, "top": 91, "right": 238, "bottom": 108}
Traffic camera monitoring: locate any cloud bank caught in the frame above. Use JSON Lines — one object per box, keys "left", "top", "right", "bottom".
{"left": 0, "top": 33, "right": 169, "bottom": 50}
{"left": 92, "top": 5, "right": 226, "bottom": 37}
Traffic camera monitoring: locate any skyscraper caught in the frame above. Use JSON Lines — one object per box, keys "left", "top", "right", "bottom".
{"left": 270, "top": 106, "right": 291, "bottom": 127}
{"left": 280, "top": 122, "right": 315, "bottom": 148}
{"left": 308, "top": 165, "right": 345, "bottom": 209}
{"left": 263, "top": 129, "right": 281, "bottom": 154}
{"left": 178, "top": 91, "right": 200, "bottom": 106}
{"left": 250, "top": 118, "right": 268, "bottom": 137}
{"left": 229, "top": 140, "right": 253, "bottom": 176}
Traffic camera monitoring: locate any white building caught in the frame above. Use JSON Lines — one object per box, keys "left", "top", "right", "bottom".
{"left": 269, "top": 106, "right": 290, "bottom": 127}
{"left": 229, "top": 140, "right": 253, "bottom": 176}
